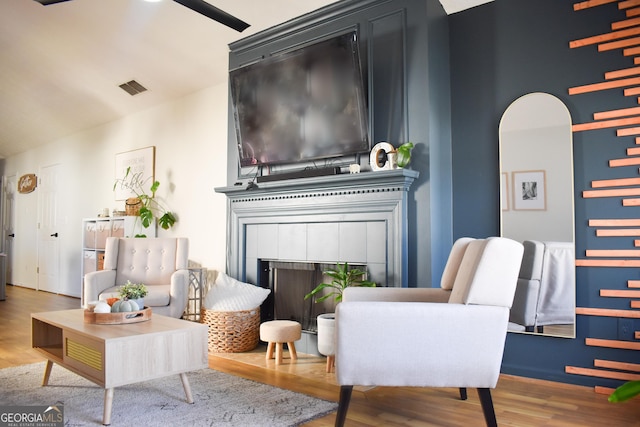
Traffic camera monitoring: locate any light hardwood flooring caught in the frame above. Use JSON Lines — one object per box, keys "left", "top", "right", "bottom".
{"left": 1, "top": 285, "right": 638, "bottom": 426}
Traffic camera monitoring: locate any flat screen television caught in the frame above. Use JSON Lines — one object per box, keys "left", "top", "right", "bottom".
{"left": 230, "top": 31, "right": 369, "bottom": 168}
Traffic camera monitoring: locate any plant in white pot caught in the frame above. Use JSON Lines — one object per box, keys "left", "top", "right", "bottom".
{"left": 304, "top": 262, "right": 376, "bottom": 372}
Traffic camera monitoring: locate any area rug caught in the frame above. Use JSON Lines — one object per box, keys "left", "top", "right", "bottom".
{"left": 0, "top": 362, "right": 337, "bottom": 426}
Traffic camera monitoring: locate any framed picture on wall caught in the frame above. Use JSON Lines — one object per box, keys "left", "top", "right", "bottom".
{"left": 114, "top": 146, "right": 156, "bottom": 201}
{"left": 501, "top": 172, "right": 509, "bottom": 211}
{"left": 513, "top": 170, "right": 546, "bottom": 210}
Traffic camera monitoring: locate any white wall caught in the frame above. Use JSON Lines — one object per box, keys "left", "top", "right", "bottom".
{"left": 3, "top": 82, "right": 230, "bottom": 297}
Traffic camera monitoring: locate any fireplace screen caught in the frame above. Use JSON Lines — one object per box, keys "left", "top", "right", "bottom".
{"left": 263, "top": 261, "right": 367, "bottom": 332}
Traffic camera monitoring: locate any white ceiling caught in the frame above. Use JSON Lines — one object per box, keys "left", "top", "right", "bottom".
{"left": 0, "top": 0, "right": 492, "bottom": 159}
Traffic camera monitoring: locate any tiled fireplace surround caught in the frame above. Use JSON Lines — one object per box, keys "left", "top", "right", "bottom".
{"left": 216, "top": 169, "right": 418, "bottom": 353}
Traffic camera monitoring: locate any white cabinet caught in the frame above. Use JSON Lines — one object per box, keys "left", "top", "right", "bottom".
{"left": 81, "top": 217, "right": 155, "bottom": 304}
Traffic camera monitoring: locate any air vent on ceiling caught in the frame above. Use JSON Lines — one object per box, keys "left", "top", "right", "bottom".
{"left": 119, "top": 80, "right": 147, "bottom": 96}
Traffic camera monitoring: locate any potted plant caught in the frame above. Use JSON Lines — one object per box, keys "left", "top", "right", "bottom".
{"left": 609, "top": 380, "right": 640, "bottom": 403}
{"left": 304, "top": 262, "right": 376, "bottom": 371}
{"left": 113, "top": 166, "right": 177, "bottom": 236}
{"left": 396, "top": 142, "right": 414, "bottom": 168}
{"left": 117, "top": 280, "right": 148, "bottom": 310}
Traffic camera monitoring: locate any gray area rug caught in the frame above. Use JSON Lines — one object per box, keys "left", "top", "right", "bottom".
{"left": 0, "top": 362, "right": 337, "bottom": 426}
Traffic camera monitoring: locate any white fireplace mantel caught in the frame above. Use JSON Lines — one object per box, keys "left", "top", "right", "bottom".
{"left": 215, "top": 169, "right": 419, "bottom": 288}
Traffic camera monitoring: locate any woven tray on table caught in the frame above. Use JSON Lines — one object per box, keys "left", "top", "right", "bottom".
{"left": 200, "top": 306, "right": 260, "bottom": 353}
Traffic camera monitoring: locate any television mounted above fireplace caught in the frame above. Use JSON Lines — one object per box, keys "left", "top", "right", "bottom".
{"left": 230, "top": 30, "right": 370, "bottom": 168}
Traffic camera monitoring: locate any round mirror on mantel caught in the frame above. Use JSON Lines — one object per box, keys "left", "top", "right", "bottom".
{"left": 499, "top": 92, "right": 576, "bottom": 339}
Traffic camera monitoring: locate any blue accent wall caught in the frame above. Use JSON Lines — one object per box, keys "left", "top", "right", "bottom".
{"left": 450, "top": 0, "right": 637, "bottom": 386}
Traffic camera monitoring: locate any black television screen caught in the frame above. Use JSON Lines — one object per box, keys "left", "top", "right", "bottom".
{"left": 230, "top": 31, "right": 369, "bottom": 168}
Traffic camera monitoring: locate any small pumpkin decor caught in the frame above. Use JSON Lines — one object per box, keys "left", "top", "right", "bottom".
{"left": 113, "top": 281, "right": 148, "bottom": 312}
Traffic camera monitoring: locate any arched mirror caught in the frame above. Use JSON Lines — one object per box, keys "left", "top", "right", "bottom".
{"left": 499, "top": 92, "right": 576, "bottom": 338}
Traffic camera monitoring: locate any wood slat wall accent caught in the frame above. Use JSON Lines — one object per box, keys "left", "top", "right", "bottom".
{"left": 594, "top": 359, "right": 640, "bottom": 371}
{"left": 593, "top": 105, "right": 640, "bottom": 119}
{"left": 591, "top": 177, "right": 640, "bottom": 187}
{"left": 589, "top": 218, "right": 640, "bottom": 225}
{"left": 573, "top": 115, "right": 640, "bottom": 131}
{"left": 570, "top": 0, "right": 640, "bottom": 394}
{"left": 617, "top": 125, "right": 640, "bottom": 135}
{"left": 583, "top": 187, "right": 640, "bottom": 197}
{"left": 574, "top": 0, "right": 622, "bottom": 10}
{"left": 610, "top": 157, "right": 640, "bottom": 167}
{"left": 565, "top": 366, "right": 640, "bottom": 380}
{"left": 620, "top": 0, "right": 640, "bottom": 9}
{"left": 600, "top": 289, "right": 640, "bottom": 297}
{"left": 575, "top": 259, "right": 640, "bottom": 266}
{"left": 587, "top": 249, "right": 640, "bottom": 256}
{"left": 612, "top": 16, "right": 640, "bottom": 29}
{"left": 576, "top": 307, "right": 640, "bottom": 318}
{"left": 569, "top": 76, "right": 640, "bottom": 94}
{"left": 569, "top": 27, "right": 640, "bottom": 48}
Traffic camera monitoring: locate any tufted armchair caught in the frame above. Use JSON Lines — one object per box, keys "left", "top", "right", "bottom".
{"left": 334, "top": 237, "right": 524, "bottom": 427}
{"left": 84, "top": 237, "right": 189, "bottom": 318}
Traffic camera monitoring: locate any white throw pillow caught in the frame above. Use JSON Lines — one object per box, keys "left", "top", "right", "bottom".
{"left": 203, "top": 272, "right": 271, "bottom": 311}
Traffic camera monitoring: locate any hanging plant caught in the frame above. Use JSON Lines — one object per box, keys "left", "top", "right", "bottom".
{"left": 113, "top": 166, "right": 177, "bottom": 235}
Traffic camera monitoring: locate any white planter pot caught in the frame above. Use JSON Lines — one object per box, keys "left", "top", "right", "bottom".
{"left": 316, "top": 313, "right": 335, "bottom": 356}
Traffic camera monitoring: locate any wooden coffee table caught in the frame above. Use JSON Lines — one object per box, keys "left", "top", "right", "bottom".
{"left": 31, "top": 309, "right": 208, "bottom": 425}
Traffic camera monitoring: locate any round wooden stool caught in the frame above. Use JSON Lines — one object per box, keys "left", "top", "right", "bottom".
{"left": 259, "top": 320, "right": 301, "bottom": 365}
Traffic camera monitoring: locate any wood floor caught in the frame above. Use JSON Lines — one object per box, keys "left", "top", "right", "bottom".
{"left": 1, "top": 285, "right": 638, "bottom": 426}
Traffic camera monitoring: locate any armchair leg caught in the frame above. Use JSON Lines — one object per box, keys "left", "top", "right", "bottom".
{"left": 335, "top": 385, "right": 353, "bottom": 427}
{"left": 477, "top": 388, "right": 497, "bottom": 427}
{"left": 459, "top": 387, "right": 468, "bottom": 400}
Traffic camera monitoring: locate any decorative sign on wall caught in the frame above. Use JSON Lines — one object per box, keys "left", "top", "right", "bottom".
{"left": 114, "top": 146, "right": 156, "bottom": 201}
{"left": 17, "top": 173, "right": 37, "bottom": 194}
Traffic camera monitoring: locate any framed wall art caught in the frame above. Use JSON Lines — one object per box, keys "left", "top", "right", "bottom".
{"left": 512, "top": 170, "right": 546, "bottom": 210}
{"left": 114, "top": 146, "right": 156, "bottom": 201}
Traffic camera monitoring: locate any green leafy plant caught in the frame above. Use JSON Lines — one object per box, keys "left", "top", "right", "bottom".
{"left": 396, "top": 142, "right": 414, "bottom": 168}
{"left": 304, "top": 262, "right": 376, "bottom": 303}
{"left": 113, "top": 166, "right": 177, "bottom": 235}
{"left": 609, "top": 380, "right": 640, "bottom": 403}
{"left": 118, "top": 281, "right": 148, "bottom": 300}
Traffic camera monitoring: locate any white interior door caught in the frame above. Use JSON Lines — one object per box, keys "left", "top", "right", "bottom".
{"left": 37, "top": 164, "right": 61, "bottom": 293}
{"left": 2, "top": 175, "right": 15, "bottom": 285}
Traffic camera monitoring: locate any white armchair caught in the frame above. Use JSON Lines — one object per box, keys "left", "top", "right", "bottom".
{"left": 334, "top": 237, "right": 524, "bottom": 427}
{"left": 84, "top": 237, "right": 190, "bottom": 318}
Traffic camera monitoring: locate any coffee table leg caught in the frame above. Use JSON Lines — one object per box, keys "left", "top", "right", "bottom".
{"left": 42, "top": 360, "right": 53, "bottom": 386}
{"left": 180, "top": 373, "right": 194, "bottom": 404}
{"left": 103, "top": 388, "right": 114, "bottom": 425}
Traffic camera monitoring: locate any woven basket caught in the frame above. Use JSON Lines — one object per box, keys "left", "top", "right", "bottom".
{"left": 125, "top": 197, "right": 142, "bottom": 216}
{"left": 200, "top": 306, "right": 260, "bottom": 353}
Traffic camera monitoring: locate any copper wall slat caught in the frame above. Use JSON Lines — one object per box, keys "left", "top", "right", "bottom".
{"left": 620, "top": 0, "right": 640, "bottom": 9}
{"left": 605, "top": 65, "right": 640, "bottom": 79}
{"left": 574, "top": 0, "right": 622, "bottom": 10}
{"left": 587, "top": 249, "right": 640, "bottom": 257}
{"left": 593, "top": 105, "right": 640, "bottom": 119}
{"left": 600, "top": 289, "right": 640, "bottom": 297}
{"left": 599, "top": 35, "right": 640, "bottom": 51}
{"left": 595, "top": 228, "right": 640, "bottom": 235}
{"left": 617, "top": 125, "right": 640, "bottom": 136}
{"left": 569, "top": 76, "right": 640, "bottom": 95}
{"left": 591, "top": 177, "right": 640, "bottom": 188}
{"left": 574, "top": 115, "right": 640, "bottom": 131}
{"left": 609, "top": 157, "right": 640, "bottom": 166}
{"left": 589, "top": 218, "right": 640, "bottom": 225}
{"left": 570, "top": 27, "right": 640, "bottom": 48}
{"left": 594, "top": 359, "right": 640, "bottom": 372}
{"left": 576, "top": 258, "right": 640, "bottom": 266}
{"left": 576, "top": 307, "right": 640, "bottom": 317}
{"left": 586, "top": 338, "right": 640, "bottom": 350}
{"left": 566, "top": 365, "right": 640, "bottom": 379}
{"left": 612, "top": 17, "right": 640, "bottom": 30}
{"left": 583, "top": 187, "right": 640, "bottom": 197}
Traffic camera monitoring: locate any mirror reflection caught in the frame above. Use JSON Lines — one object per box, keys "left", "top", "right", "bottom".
{"left": 499, "top": 92, "right": 576, "bottom": 338}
